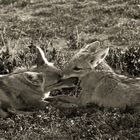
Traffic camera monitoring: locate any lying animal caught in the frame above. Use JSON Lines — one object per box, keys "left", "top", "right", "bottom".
{"left": 46, "top": 41, "right": 140, "bottom": 111}
{"left": 0, "top": 46, "right": 77, "bottom": 117}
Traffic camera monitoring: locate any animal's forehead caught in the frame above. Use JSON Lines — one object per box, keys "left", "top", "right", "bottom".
{"left": 66, "top": 59, "right": 89, "bottom": 68}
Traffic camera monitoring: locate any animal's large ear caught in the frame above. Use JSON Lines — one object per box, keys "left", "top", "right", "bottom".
{"left": 36, "top": 46, "right": 52, "bottom": 67}
{"left": 77, "top": 41, "right": 101, "bottom": 55}
{"left": 91, "top": 47, "right": 109, "bottom": 68}
{"left": 87, "top": 41, "right": 109, "bottom": 68}
{"left": 74, "top": 41, "right": 109, "bottom": 68}
{"left": 23, "top": 72, "right": 44, "bottom": 86}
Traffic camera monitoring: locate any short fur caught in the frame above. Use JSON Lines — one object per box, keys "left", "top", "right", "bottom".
{"left": 0, "top": 46, "right": 76, "bottom": 117}
{"left": 46, "top": 41, "right": 140, "bottom": 111}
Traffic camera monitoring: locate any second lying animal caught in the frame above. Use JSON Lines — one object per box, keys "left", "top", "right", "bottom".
{"left": 46, "top": 41, "right": 140, "bottom": 110}
{"left": 0, "top": 46, "right": 77, "bottom": 117}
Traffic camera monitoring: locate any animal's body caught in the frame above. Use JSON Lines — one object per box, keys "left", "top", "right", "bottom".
{"left": 0, "top": 46, "right": 77, "bottom": 117}
{"left": 79, "top": 70, "right": 140, "bottom": 108}
{"left": 46, "top": 41, "right": 140, "bottom": 110}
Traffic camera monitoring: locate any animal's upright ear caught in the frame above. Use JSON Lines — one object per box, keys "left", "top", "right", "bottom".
{"left": 78, "top": 41, "right": 100, "bottom": 55}
{"left": 92, "top": 47, "right": 109, "bottom": 68}
{"left": 85, "top": 41, "right": 101, "bottom": 53}
{"left": 75, "top": 41, "right": 109, "bottom": 68}
{"left": 87, "top": 42, "right": 109, "bottom": 68}
{"left": 23, "top": 72, "right": 44, "bottom": 86}
{"left": 36, "top": 46, "right": 54, "bottom": 67}
{"left": 36, "top": 46, "right": 49, "bottom": 67}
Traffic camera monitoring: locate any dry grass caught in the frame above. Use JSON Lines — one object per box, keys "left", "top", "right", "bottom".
{"left": 0, "top": 0, "right": 140, "bottom": 139}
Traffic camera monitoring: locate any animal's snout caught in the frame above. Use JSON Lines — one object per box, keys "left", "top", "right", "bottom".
{"left": 55, "top": 69, "right": 63, "bottom": 80}
{"left": 58, "top": 77, "right": 79, "bottom": 86}
{"left": 57, "top": 74, "right": 63, "bottom": 80}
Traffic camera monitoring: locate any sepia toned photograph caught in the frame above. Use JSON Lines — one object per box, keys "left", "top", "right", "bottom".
{"left": 0, "top": 0, "right": 140, "bottom": 139}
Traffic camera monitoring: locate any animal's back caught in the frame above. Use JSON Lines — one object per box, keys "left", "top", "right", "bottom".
{"left": 80, "top": 70, "right": 140, "bottom": 108}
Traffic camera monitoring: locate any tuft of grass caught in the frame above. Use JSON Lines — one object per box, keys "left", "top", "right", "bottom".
{"left": 0, "top": 0, "right": 140, "bottom": 139}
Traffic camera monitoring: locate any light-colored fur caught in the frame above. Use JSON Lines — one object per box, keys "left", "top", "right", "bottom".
{"left": 0, "top": 46, "right": 76, "bottom": 117}
{"left": 46, "top": 41, "right": 140, "bottom": 110}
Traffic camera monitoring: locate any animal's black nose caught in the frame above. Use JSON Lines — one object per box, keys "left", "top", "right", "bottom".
{"left": 67, "top": 77, "right": 79, "bottom": 85}
{"left": 58, "top": 73, "right": 63, "bottom": 80}
{"left": 55, "top": 69, "right": 63, "bottom": 80}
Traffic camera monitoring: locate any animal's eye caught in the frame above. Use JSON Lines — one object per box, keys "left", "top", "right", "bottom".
{"left": 90, "top": 60, "right": 93, "bottom": 63}
{"left": 73, "top": 66, "right": 82, "bottom": 71}
{"left": 27, "top": 75, "right": 33, "bottom": 80}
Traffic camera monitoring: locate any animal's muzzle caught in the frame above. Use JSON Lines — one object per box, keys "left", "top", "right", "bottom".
{"left": 57, "top": 77, "right": 79, "bottom": 86}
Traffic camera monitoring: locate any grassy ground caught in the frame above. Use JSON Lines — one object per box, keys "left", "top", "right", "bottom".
{"left": 0, "top": 0, "right": 140, "bottom": 139}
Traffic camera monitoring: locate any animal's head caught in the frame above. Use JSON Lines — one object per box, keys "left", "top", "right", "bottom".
{"left": 42, "top": 41, "right": 110, "bottom": 108}
{"left": 63, "top": 41, "right": 109, "bottom": 78}
{"left": 23, "top": 46, "right": 78, "bottom": 92}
